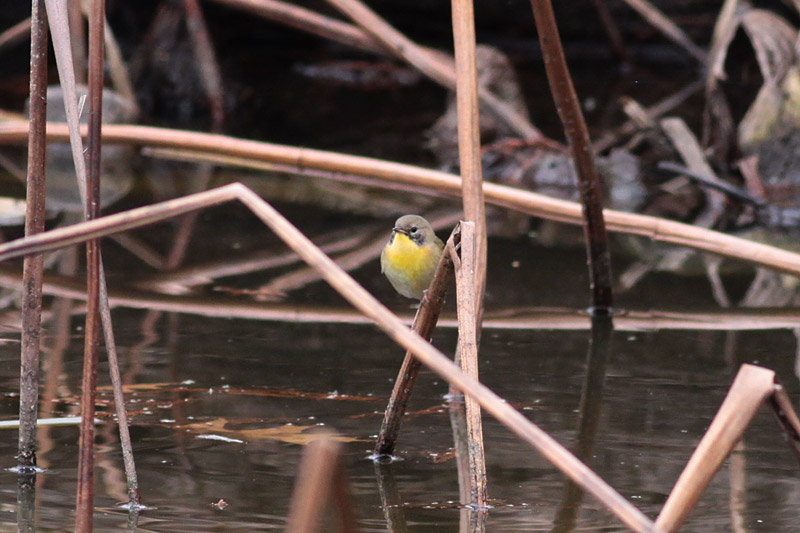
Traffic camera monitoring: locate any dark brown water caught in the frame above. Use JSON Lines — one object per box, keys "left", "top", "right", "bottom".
{"left": 0, "top": 234, "right": 799, "bottom": 531}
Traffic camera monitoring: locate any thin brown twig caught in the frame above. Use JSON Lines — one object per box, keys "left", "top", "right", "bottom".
{"left": 100, "top": 11, "right": 137, "bottom": 112}
{"left": 78, "top": 0, "right": 136, "bottom": 106}
{"left": 587, "top": 0, "right": 629, "bottom": 63}
{"left": 75, "top": 0, "right": 104, "bottom": 528}
{"left": 2, "top": 121, "right": 800, "bottom": 276}
{"left": 18, "top": 0, "right": 48, "bottom": 472}
{"left": 206, "top": 0, "right": 385, "bottom": 54}
{"left": 0, "top": 183, "right": 661, "bottom": 533}
{"left": 374, "top": 225, "right": 459, "bottom": 457}
{"left": 529, "top": 0, "right": 613, "bottom": 313}
{"left": 620, "top": 0, "right": 708, "bottom": 63}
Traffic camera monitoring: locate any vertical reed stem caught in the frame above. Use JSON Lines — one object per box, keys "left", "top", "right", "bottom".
{"left": 18, "top": 0, "right": 48, "bottom": 472}
{"left": 451, "top": 0, "right": 487, "bottom": 323}
{"left": 452, "top": 222, "right": 488, "bottom": 508}
{"left": 75, "top": 0, "right": 104, "bottom": 529}
{"left": 529, "top": 0, "right": 614, "bottom": 313}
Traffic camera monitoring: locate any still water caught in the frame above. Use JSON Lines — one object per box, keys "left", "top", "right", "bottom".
{"left": 0, "top": 230, "right": 798, "bottom": 531}
{"left": 1, "top": 3, "right": 799, "bottom": 527}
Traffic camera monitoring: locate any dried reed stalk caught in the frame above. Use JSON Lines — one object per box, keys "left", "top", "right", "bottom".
{"left": 75, "top": 0, "right": 105, "bottom": 528}
{"left": 44, "top": 0, "right": 140, "bottom": 509}
{"left": 135, "top": 224, "right": 371, "bottom": 293}
{"left": 452, "top": 222, "right": 488, "bottom": 507}
{"left": 530, "top": 0, "right": 613, "bottom": 312}
{"left": 286, "top": 434, "right": 357, "bottom": 533}
{"left": 99, "top": 11, "right": 137, "bottom": 110}
{"left": 77, "top": 0, "right": 137, "bottom": 108}
{"left": 450, "top": 0, "right": 489, "bottom": 508}
{"left": 656, "top": 365, "right": 777, "bottom": 531}
{"left": 18, "top": 0, "right": 48, "bottom": 471}
{"left": 2, "top": 121, "right": 798, "bottom": 277}
{"left": 374, "top": 226, "right": 459, "bottom": 457}
{"left": 451, "top": 0, "right": 487, "bottom": 323}
{"left": 0, "top": 183, "right": 661, "bottom": 532}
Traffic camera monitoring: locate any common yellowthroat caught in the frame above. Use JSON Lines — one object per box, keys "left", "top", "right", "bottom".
{"left": 381, "top": 215, "right": 444, "bottom": 299}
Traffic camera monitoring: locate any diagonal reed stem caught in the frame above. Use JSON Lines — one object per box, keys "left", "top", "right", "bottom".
{"left": 374, "top": 225, "right": 459, "bottom": 457}
{"left": 75, "top": 0, "right": 104, "bottom": 529}
{"left": 656, "top": 364, "right": 776, "bottom": 531}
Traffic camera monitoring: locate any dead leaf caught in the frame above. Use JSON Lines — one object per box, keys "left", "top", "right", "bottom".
{"left": 183, "top": 418, "right": 361, "bottom": 445}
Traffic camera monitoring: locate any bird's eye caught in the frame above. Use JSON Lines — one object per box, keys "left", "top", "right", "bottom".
{"left": 410, "top": 226, "right": 418, "bottom": 233}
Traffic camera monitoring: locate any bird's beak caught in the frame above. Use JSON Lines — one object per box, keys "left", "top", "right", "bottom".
{"left": 392, "top": 226, "right": 408, "bottom": 235}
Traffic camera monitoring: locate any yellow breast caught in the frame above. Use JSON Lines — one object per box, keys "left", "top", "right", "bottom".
{"left": 381, "top": 233, "right": 441, "bottom": 299}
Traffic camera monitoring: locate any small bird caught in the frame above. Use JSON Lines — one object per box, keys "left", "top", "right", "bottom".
{"left": 381, "top": 215, "right": 445, "bottom": 299}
